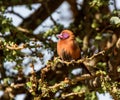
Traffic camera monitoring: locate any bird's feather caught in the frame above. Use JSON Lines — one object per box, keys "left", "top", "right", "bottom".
{"left": 57, "top": 30, "right": 80, "bottom": 61}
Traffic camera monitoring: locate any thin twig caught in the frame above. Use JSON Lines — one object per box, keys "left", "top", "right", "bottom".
{"left": 6, "top": 44, "right": 25, "bottom": 50}
{"left": 6, "top": 11, "right": 24, "bottom": 19}
{"left": 113, "top": 0, "right": 117, "bottom": 10}
{"left": 49, "top": 73, "right": 102, "bottom": 90}
{"left": 61, "top": 91, "right": 85, "bottom": 99}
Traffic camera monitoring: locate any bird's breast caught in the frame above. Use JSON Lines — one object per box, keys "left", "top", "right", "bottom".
{"left": 57, "top": 40, "right": 80, "bottom": 61}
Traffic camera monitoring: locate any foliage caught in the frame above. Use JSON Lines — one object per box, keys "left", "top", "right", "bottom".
{"left": 0, "top": 0, "right": 120, "bottom": 100}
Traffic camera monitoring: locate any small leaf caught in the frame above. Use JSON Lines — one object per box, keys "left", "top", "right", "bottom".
{"left": 117, "top": 67, "right": 120, "bottom": 72}
{"left": 76, "top": 37, "right": 82, "bottom": 43}
{"left": 26, "top": 82, "right": 32, "bottom": 88}
{"left": 0, "top": 6, "right": 5, "bottom": 12}
{"left": 2, "top": 19, "right": 7, "bottom": 24}
{"left": 110, "top": 16, "right": 120, "bottom": 25}
{"left": 4, "top": 27, "right": 10, "bottom": 32}
{"left": 95, "top": 34, "right": 102, "bottom": 40}
{"left": 91, "top": 20, "right": 99, "bottom": 29}
{"left": 73, "top": 86, "right": 81, "bottom": 92}
{"left": 12, "top": 50, "right": 17, "bottom": 56}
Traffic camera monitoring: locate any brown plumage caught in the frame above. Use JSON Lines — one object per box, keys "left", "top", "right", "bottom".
{"left": 57, "top": 30, "right": 80, "bottom": 61}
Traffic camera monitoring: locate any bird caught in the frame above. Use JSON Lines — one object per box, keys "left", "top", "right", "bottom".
{"left": 57, "top": 30, "right": 92, "bottom": 76}
{"left": 57, "top": 30, "right": 80, "bottom": 61}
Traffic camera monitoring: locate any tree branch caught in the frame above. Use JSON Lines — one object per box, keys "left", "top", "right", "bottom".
{"left": 1, "top": 0, "right": 42, "bottom": 7}
{"left": 19, "top": 0, "right": 64, "bottom": 30}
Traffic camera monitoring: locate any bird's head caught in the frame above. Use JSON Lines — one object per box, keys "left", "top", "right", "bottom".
{"left": 57, "top": 30, "right": 75, "bottom": 40}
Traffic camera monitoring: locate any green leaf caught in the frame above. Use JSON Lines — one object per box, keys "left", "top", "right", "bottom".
{"left": 73, "top": 86, "right": 81, "bottom": 92}
{"left": 91, "top": 20, "right": 99, "bottom": 29}
{"left": 2, "top": 19, "right": 7, "bottom": 24}
{"left": 0, "top": 6, "right": 5, "bottom": 12}
{"left": 85, "top": 91, "right": 98, "bottom": 100}
{"left": 3, "top": 78, "right": 10, "bottom": 84}
{"left": 12, "top": 50, "right": 17, "bottom": 56}
{"left": 26, "top": 82, "right": 32, "bottom": 88}
{"left": 4, "top": 27, "right": 10, "bottom": 32}
{"left": 110, "top": 16, "right": 120, "bottom": 25}
{"left": 95, "top": 34, "right": 102, "bottom": 40}
{"left": 117, "top": 67, "right": 120, "bottom": 72}
{"left": 76, "top": 37, "right": 82, "bottom": 43}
